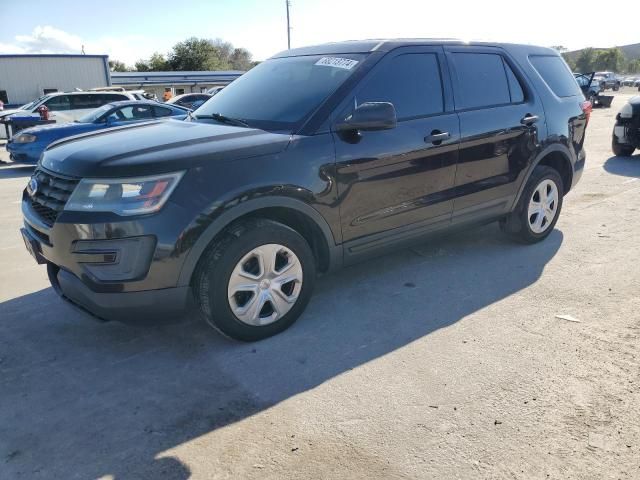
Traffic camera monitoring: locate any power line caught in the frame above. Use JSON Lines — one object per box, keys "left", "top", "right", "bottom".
{"left": 286, "top": 0, "right": 291, "bottom": 49}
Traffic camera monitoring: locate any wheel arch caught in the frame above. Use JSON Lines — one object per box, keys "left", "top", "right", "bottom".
{"left": 178, "top": 196, "right": 342, "bottom": 287}
{"left": 513, "top": 144, "right": 574, "bottom": 207}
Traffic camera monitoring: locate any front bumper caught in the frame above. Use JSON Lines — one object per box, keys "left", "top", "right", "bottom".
{"left": 21, "top": 190, "right": 197, "bottom": 324}
{"left": 48, "top": 263, "right": 192, "bottom": 323}
{"left": 6, "top": 141, "right": 41, "bottom": 164}
{"left": 613, "top": 117, "right": 640, "bottom": 148}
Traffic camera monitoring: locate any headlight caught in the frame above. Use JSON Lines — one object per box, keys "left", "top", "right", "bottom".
{"left": 14, "top": 133, "right": 37, "bottom": 143}
{"left": 619, "top": 103, "right": 633, "bottom": 119}
{"left": 65, "top": 171, "right": 185, "bottom": 216}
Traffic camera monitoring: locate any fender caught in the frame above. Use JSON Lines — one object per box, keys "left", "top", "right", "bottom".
{"left": 177, "top": 195, "right": 342, "bottom": 286}
{"left": 511, "top": 142, "right": 574, "bottom": 209}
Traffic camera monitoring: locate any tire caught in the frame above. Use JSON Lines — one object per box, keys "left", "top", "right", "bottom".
{"left": 613, "top": 83, "right": 620, "bottom": 92}
{"left": 612, "top": 137, "right": 635, "bottom": 157}
{"left": 193, "top": 218, "right": 316, "bottom": 341}
{"left": 500, "top": 165, "right": 564, "bottom": 244}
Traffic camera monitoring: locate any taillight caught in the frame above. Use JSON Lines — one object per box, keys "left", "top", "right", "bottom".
{"left": 581, "top": 100, "right": 592, "bottom": 124}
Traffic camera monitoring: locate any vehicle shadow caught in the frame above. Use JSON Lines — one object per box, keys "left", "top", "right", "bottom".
{"left": 0, "top": 164, "right": 35, "bottom": 179}
{"left": 0, "top": 224, "right": 563, "bottom": 479}
{"left": 603, "top": 154, "right": 640, "bottom": 177}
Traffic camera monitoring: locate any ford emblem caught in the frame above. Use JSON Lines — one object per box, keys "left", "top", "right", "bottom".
{"left": 27, "top": 177, "right": 38, "bottom": 197}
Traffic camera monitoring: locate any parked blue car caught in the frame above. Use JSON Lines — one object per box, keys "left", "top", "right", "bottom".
{"left": 6, "top": 101, "right": 189, "bottom": 164}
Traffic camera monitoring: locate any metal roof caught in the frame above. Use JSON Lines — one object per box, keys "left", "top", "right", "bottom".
{"left": 111, "top": 70, "right": 245, "bottom": 86}
{"left": 111, "top": 70, "right": 244, "bottom": 77}
{"left": 0, "top": 53, "right": 108, "bottom": 59}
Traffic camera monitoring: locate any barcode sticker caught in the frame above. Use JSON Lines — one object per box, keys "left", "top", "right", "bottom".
{"left": 315, "top": 57, "right": 359, "bottom": 70}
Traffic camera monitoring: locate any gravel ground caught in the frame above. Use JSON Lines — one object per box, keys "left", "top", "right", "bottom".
{"left": 0, "top": 92, "right": 639, "bottom": 480}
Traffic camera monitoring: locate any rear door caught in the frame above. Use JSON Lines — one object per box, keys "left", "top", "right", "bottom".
{"left": 445, "top": 47, "right": 545, "bottom": 224}
{"left": 333, "top": 46, "right": 460, "bottom": 257}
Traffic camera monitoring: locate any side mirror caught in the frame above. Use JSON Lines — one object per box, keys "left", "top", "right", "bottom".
{"left": 336, "top": 102, "right": 397, "bottom": 133}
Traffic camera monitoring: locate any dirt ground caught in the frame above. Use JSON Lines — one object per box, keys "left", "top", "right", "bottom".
{"left": 0, "top": 91, "right": 639, "bottom": 480}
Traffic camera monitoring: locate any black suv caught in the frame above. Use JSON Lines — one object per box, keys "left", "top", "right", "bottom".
{"left": 21, "top": 40, "right": 589, "bottom": 341}
{"left": 612, "top": 95, "right": 640, "bottom": 156}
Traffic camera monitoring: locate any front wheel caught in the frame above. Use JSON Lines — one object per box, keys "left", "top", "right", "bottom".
{"left": 193, "top": 218, "right": 316, "bottom": 341}
{"left": 612, "top": 136, "right": 635, "bottom": 157}
{"left": 500, "top": 166, "right": 564, "bottom": 244}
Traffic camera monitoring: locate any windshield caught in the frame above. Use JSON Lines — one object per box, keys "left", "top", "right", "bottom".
{"left": 77, "top": 104, "right": 113, "bottom": 123}
{"left": 194, "top": 53, "right": 366, "bottom": 131}
{"left": 21, "top": 94, "right": 51, "bottom": 111}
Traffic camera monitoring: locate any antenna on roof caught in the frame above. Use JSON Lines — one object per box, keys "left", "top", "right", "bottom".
{"left": 81, "top": 45, "right": 85, "bottom": 55}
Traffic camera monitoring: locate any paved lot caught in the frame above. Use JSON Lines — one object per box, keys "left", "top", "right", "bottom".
{"left": 1, "top": 93, "right": 639, "bottom": 480}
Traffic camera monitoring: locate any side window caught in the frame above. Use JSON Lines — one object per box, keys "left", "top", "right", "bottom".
{"left": 72, "top": 94, "right": 102, "bottom": 109}
{"left": 107, "top": 105, "right": 154, "bottom": 122}
{"left": 44, "top": 95, "right": 71, "bottom": 111}
{"left": 356, "top": 53, "right": 444, "bottom": 119}
{"left": 99, "top": 94, "right": 127, "bottom": 105}
{"left": 451, "top": 53, "right": 511, "bottom": 110}
{"left": 529, "top": 55, "right": 582, "bottom": 98}
{"left": 504, "top": 61, "right": 524, "bottom": 103}
{"left": 154, "top": 106, "right": 173, "bottom": 117}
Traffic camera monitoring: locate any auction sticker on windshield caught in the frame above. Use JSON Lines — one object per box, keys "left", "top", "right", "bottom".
{"left": 315, "top": 57, "right": 359, "bottom": 70}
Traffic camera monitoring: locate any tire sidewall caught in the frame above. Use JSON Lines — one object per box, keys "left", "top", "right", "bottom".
{"left": 201, "top": 222, "right": 316, "bottom": 341}
{"left": 519, "top": 167, "right": 564, "bottom": 241}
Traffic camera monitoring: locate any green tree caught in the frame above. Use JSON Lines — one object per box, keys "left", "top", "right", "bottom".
{"left": 593, "top": 48, "right": 625, "bottom": 71}
{"left": 134, "top": 38, "right": 253, "bottom": 72}
{"left": 229, "top": 48, "right": 253, "bottom": 70}
{"left": 135, "top": 52, "right": 170, "bottom": 72}
{"left": 627, "top": 59, "right": 640, "bottom": 74}
{"left": 575, "top": 48, "right": 596, "bottom": 72}
{"left": 108, "top": 59, "right": 128, "bottom": 72}
{"left": 168, "top": 37, "right": 231, "bottom": 70}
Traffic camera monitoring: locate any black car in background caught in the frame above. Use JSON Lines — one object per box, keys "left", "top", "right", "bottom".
{"left": 21, "top": 40, "right": 589, "bottom": 341}
{"left": 612, "top": 96, "right": 640, "bottom": 156}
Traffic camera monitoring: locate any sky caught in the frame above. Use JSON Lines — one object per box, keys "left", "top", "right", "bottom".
{"left": 0, "top": 0, "right": 637, "bottom": 66}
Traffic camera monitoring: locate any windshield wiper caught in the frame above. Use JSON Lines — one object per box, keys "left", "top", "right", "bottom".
{"left": 193, "top": 112, "right": 249, "bottom": 128}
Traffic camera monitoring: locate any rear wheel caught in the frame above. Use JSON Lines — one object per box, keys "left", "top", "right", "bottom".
{"left": 612, "top": 136, "right": 635, "bottom": 157}
{"left": 500, "top": 166, "right": 563, "bottom": 244}
{"left": 194, "top": 218, "right": 316, "bottom": 341}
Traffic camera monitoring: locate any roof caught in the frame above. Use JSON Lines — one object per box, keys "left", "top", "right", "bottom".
{"left": 271, "top": 39, "right": 556, "bottom": 58}
{"left": 111, "top": 70, "right": 244, "bottom": 86}
{"left": 111, "top": 70, "right": 244, "bottom": 77}
{"left": 0, "top": 53, "right": 108, "bottom": 59}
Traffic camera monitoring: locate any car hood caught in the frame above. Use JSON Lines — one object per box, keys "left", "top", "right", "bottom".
{"left": 19, "top": 122, "right": 96, "bottom": 136}
{"left": 41, "top": 119, "right": 292, "bottom": 178}
{"left": 0, "top": 108, "right": 28, "bottom": 118}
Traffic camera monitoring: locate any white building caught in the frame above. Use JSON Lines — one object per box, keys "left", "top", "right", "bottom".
{"left": 0, "top": 54, "right": 111, "bottom": 107}
{"left": 110, "top": 71, "right": 244, "bottom": 100}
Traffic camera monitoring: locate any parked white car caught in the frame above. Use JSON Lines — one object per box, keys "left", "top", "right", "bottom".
{"left": 0, "top": 91, "right": 139, "bottom": 138}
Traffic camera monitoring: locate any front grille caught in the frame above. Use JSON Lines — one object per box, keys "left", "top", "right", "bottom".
{"left": 29, "top": 169, "right": 79, "bottom": 226}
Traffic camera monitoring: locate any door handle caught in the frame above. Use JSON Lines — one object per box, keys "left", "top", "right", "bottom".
{"left": 425, "top": 130, "right": 450, "bottom": 145}
{"left": 520, "top": 114, "right": 539, "bottom": 125}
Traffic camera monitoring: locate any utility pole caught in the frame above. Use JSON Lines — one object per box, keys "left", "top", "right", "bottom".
{"left": 286, "top": 0, "right": 291, "bottom": 49}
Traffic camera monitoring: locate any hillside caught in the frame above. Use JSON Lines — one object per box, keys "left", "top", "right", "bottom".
{"left": 566, "top": 42, "right": 640, "bottom": 61}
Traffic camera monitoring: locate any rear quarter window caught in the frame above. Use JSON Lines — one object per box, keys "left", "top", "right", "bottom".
{"left": 529, "top": 55, "right": 581, "bottom": 98}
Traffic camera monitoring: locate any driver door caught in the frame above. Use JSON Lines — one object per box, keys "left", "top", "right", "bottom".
{"left": 332, "top": 46, "right": 460, "bottom": 261}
